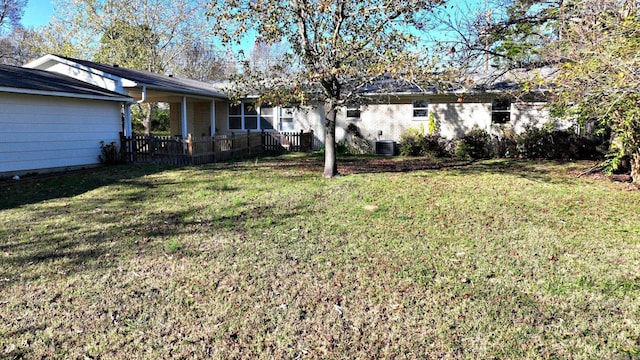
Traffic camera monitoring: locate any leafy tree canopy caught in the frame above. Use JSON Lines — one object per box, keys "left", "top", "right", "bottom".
{"left": 0, "top": 0, "right": 26, "bottom": 35}
{"left": 209, "top": 0, "right": 446, "bottom": 177}
{"left": 444, "top": 0, "right": 640, "bottom": 182}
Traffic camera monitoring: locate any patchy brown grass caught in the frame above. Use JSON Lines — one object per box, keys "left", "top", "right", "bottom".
{"left": 1, "top": 155, "right": 639, "bottom": 359}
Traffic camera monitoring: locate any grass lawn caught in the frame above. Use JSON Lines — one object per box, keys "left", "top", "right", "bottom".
{"left": 1, "top": 155, "right": 639, "bottom": 359}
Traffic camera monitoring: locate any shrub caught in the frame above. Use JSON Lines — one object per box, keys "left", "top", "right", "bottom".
{"left": 517, "top": 127, "right": 603, "bottom": 160}
{"left": 99, "top": 141, "right": 121, "bottom": 165}
{"left": 399, "top": 131, "right": 423, "bottom": 156}
{"left": 492, "top": 130, "right": 519, "bottom": 158}
{"left": 398, "top": 129, "right": 450, "bottom": 157}
{"left": 456, "top": 128, "right": 493, "bottom": 159}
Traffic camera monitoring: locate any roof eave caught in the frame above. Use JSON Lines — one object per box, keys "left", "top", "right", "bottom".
{"left": 24, "top": 54, "right": 138, "bottom": 88}
{"left": 0, "top": 86, "right": 134, "bottom": 102}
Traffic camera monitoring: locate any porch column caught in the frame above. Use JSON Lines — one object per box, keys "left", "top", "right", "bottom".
{"left": 181, "top": 96, "right": 188, "bottom": 138}
{"left": 124, "top": 103, "right": 133, "bottom": 137}
{"left": 210, "top": 100, "right": 216, "bottom": 136}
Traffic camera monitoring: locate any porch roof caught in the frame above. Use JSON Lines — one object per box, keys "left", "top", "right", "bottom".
{"left": 24, "top": 55, "right": 228, "bottom": 103}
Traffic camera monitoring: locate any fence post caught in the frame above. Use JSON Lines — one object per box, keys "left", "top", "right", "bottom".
{"left": 231, "top": 132, "right": 235, "bottom": 159}
{"left": 247, "top": 130, "right": 251, "bottom": 156}
{"left": 186, "top": 133, "right": 193, "bottom": 165}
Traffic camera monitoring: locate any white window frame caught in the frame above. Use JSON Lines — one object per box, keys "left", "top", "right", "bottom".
{"left": 258, "top": 106, "right": 275, "bottom": 130}
{"left": 279, "top": 107, "right": 295, "bottom": 132}
{"left": 228, "top": 100, "right": 262, "bottom": 131}
{"left": 346, "top": 105, "right": 361, "bottom": 119}
{"left": 412, "top": 99, "right": 429, "bottom": 120}
{"left": 491, "top": 98, "right": 511, "bottom": 124}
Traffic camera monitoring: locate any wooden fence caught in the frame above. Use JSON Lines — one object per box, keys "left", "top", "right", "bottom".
{"left": 120, "top": 130, "right": 314, "bottom": 165}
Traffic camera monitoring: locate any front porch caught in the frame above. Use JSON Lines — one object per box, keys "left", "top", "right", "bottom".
{"left": 120, "top": 130, "right": 315, "bottom": 165}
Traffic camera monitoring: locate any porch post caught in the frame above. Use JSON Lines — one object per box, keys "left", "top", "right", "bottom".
{"left": 210, "top": 100, "right": 216, "bottom": 136}
{"left": 124, "top": 103, "right": 133, "bottom": 137}
{"left": 181, "top": 96, "right": 188, "bottom": 138}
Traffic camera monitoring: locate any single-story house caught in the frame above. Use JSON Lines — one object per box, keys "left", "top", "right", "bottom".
{"left": 0, "top": 64, "right": 133, "bottom": 177}
{"left": 24, "top": 54, "right": 229, "bottom": 139}
{"left": 227, "top": 79, "right": 555, "bottom": 151}
{"left": 25, "top": 55, "right": 557, "bottom": 151}
{"left": 3, "top": 55, "right": 559, "bottom": 176}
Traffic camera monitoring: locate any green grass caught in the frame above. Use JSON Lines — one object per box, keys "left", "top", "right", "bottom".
{"left": 1, "top": 155, "right": 639, "bottom": 359}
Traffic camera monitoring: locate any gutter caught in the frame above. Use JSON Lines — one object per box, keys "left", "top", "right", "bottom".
{"left": 0, "top": 86, "right": 134, "bottom": 102}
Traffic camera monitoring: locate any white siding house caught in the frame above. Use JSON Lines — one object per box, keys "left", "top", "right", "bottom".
{"left": 0, "top": 65, "right": 132, "bottom": 177}
{"left": 227, "top": 93, "right": 552, "bottom": 152}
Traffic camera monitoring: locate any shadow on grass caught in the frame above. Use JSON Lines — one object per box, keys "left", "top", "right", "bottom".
{"left": 442, "top": 159, "right": 579, "bottom": 184}
{"left": 258, "top": 153, "right": 571, "bottom": 184}
{"left": 0, "top": 164, "right": 182, "bottom": 210}
{"left": 0, "top": 167, "right": 313, "bottom": 285}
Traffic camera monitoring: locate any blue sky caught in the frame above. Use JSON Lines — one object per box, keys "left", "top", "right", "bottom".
{"left": 22, "top": 0, "right": 55, "bottom": 27}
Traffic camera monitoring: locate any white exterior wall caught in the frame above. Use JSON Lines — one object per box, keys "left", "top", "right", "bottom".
{"left": 511, "top": 102, "right": 553, "bottom": 133}
{"left": 293, "top": 97, "right": 554, "bottom": 149}
{"left": 433, "top": 102, "right": 492, "bottom": 139}
{"left": 0, "top": 93, "right": 123, "bottom": 176}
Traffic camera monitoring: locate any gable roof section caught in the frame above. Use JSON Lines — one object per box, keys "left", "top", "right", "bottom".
{"left": 25, "top": 54, "right": 227, "bottom": 100}
{"left": 0, "top": 64, "right": 133, "bottom": 102}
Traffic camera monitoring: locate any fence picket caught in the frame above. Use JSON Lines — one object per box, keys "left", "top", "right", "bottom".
{"left": 120, "top": 130, "right": 314, "bottom": 165}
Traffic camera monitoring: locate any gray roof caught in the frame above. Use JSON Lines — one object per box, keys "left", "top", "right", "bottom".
{"left": 0, "top": 64, "right": 133, "bottom": 100}
{"left": 359, "top": 76, "right": 523, "bottom": 96}
{"left": 56, "top": 55, "right": 227, "bottom": 99}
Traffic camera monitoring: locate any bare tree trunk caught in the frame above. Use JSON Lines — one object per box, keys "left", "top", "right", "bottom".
{"left": 631, "top": 151, "right": 640, "bottom": 184}
{"left": 142, "top": 103, "right": 154, "bottom": 135}
{"left": 323, "top": 100, "right": 339, "bottom": 178}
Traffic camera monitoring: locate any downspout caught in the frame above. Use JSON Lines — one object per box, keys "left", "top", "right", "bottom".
{"left": 123, "top": 85, "right": 147, "bottom": 137}
{"left": 137, "top": 85, "right": 147, "bottom": 104}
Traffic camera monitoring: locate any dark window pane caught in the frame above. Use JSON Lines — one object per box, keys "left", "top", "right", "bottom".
{"left": 229, "top": 104, "right": 241, "bottom": 115}
{"left": 492, "top": 98, "right": 511, "bottom": 111}
{"left": 245, "top": 116, "right": 258, "bottom": 129}
{"left": 260, "top": 117, "right": 274, "bottom": 130}
{"left": 244, "top": 102, "right": 258, "bottom": 115}
{"left": 346, "top": 109, "right": 361, "bottom": 118}
{"left": 229, "top": 116, "right": 242, "bottom": 129}
{"left": 413, "top": 109, "right": 428, "bottom": 118}
{"left": 492, "top": 112, "right": 510, "bottom": 124}
{"left": 413, "top": 99, "right": 429, "bottom": 108}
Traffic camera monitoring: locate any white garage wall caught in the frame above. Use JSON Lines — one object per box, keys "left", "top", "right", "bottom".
{"left": 0, "top": 93, "right": 123, "bottom": 175}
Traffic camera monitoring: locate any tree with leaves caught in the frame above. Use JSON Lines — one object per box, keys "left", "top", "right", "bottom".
{"left": 551, "top": 0, "right": 640, "bottom": 182}
{"left": 0, "top": 27, "right": 45, "bottom": 65}
{"left": 0, "top": 0, "right": 26, "bottom": 35}
{"left": 443, "top": 0, "right": 640, "bottom": 183}
{"left": 210, "top": 0, "right": 445, "bottom": 178}
{"left": 0, "top": 0, "right": 27, "bottom": 64}
{"left": 39, "top": 0, "right": 231, "bottom": 133}
{"left": 174, "top": 40, "right": 236, "bottom": 82}
{"left": 48, "top": 0, "right": 212, "bottom": 73}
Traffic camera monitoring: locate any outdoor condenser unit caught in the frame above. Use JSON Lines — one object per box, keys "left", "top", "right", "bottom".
{"left": 375, "top": 140, "right": 396, "bottom": 156}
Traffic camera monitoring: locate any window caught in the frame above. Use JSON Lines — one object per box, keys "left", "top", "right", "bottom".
{"left": 492, "top": 98, "right": 511, "bottom": 124}
{"left": 413, "top": 100, "right": 429, "bottom": 119}
{"left": 228, "top": 102, "right": 295, "bottom": 131}
{"left": 259, "top": 106, "right": 275, "bottom": 130}
{"left": 346, "top": 105, "right": 361, "bottom": 119}
{"left": 280, "top": 107, "right": 295, "bottom": 132}
{"left": 244, "top": 102, "right": 258, "bottom": 130}
{"left": 229, "top": 103, "right": 242, "bottom": 129}
{"left": 228, "top": 101, "right": 259, "bottom": 130}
